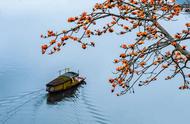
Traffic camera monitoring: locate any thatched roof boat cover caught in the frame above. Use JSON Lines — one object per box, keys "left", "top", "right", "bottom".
{"left": 46, "top": 72, "right": 79, "bottom": 87}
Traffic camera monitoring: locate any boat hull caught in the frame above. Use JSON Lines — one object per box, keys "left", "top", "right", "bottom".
{"left": 46, "top": 77, "right": 85, "bottom": 93}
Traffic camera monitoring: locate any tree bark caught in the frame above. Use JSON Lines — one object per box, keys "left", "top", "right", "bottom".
{"left": 156, "top": 22, "right": 190, "bottom": 59}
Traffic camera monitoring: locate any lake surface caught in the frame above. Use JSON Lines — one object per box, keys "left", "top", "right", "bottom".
{"left": 0, "top": 0, "right": 190, "bottom": 124}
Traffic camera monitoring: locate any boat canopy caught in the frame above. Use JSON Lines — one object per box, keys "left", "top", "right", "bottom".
{"left": 46, "top": 72, "right": 79, "bottom": 87}
{"left": 62, "top": 72, "right": 79, "bottom": 78}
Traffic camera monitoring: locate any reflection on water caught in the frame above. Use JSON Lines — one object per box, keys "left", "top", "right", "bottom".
{"left": 47, "top": 82, "right": 85, "bottom": 105}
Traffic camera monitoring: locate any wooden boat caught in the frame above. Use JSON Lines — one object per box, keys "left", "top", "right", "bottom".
{"left": 46, "top": 68, "right": 86, "bottom": 93}
{"left": 47, "top": 84, "right": 82, "bottom": 104}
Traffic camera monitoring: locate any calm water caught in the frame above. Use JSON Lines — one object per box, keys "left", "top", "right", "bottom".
{"left": 0, "top": 0, "right": 190, "bottom": 124}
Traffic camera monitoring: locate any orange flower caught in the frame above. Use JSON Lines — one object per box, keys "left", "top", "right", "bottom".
{"left": 161, "top": 6, "right": 168, "bottom": 11}
{"left": 142, "top": 32, "right": 147, "bottom": 36}
{"left": 154, "top": 34, "right": 158, "bottom": 39}
{"left": 61, "top": 37, "right": 65, "bottom": 41}
{"left": 82, "top": 44, "right": 87, "bottom": 49}
{"left": 111, "top": 21, "right": 116, "bottom": 25}
{"left": 133, "top": 52, "right": 138, "bottom": 56}
{"left": 150, "top": 0, "right": 154, "bottom": 5}
{"left": 109, "top": 28, "right": 114, "bottom": 33}
{"left": 130, "top": 51, "right": 138, "bottom": 56}
{"left": 61, "top": 36, "right": 69, "bottom": 41}
{"left": 122, "top": 60, "right": 128, "bottom": 64}
{"left": 185, "top": 23, "right": 190, "bottom": 27}
{"left": 121, "top": 44, "right": 127, "bottom": 49}
{"left": 162, "top": 64, "right": 168, "bottom": 68}
{"left": 67, "top": 17, "right": 76, "bottom": 22}
{"left": 140, "top": 61, "right": 146, "bottom": 67}
{"left": 112, "top": 83, "right": 117, "bottom": 88}
{"left": 171, "top": 41, "right": 177, "bottom": 46}
{"left": 128, "top": 44, "right": 135, "bottom": 49}
{"left": 41, "top": 44, "right": 48, "bottom": 50}
{"left": 116, "top": 66, "right": 123, "bottom": 71}
{"left": 174, "top": 34, "right": 181, "bottom": 39}
{"left": 132, "top": 11, "right": 137, "bottom": 15}
{"left": 69, "top": 36, "right": 78, "bottom": 41}
{"left": 81, "top": 12, "right": 87, "bottom": 17}
{"left": 133, "top": 23, "right": 138, "bottom": 28}
{"left": 114, "top": 59, "right": 119, "bottom": 63}
{"left": 141, "top": 0, "right": 147, "bottom": 4}
{"left": 130, "top": 0, "right": 137, "bottom": 4}
{"left": 123, "top": 26, "right": 129, "bottom": 30}
{"left": 138, "top": 40, "right": 144, "bottom": 45}
{"left": 182, "top": 46, "right": 187, "bottom": 50}
{"left": 50, "top": 39, "right": 56, "bottom": 45}
{"left": 109, "top": 78, "right": 114, "bottom": 83}
{"left": 47, "top": 30, "right": 55, "bottom": 37}
{"left": 57, "top": 43, "right": 61, "bottom": 47}
{"left": 120, "top": 53, "right": 127, "bottom": 58}
{"left": 137, "top": 32, "right": 142, "bottom": 37}
{"left": 152, "top": 15, "right": 157, "bottom": 20}
{"left": 86, "top": 30, "right": 91, "bottom": 35}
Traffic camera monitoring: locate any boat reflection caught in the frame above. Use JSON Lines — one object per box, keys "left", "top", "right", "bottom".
{"left": 46, "top": 82, "right": 86, "bottom": 105}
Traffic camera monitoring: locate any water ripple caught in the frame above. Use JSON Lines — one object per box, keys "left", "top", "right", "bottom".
{"left": 80, "top": 88, "right": 110, "bottom": 124}
{"left": 0, "top": 89, "right": 45, "bottom": 124}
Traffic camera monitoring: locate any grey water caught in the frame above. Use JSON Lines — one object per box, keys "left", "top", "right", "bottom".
{"left": 0, "top": 0, "right": 190, "bottom": 124}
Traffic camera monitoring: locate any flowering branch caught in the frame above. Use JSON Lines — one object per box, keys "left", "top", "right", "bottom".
{"left": 41, "top": 0, "right": 190, "bottom": 95}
